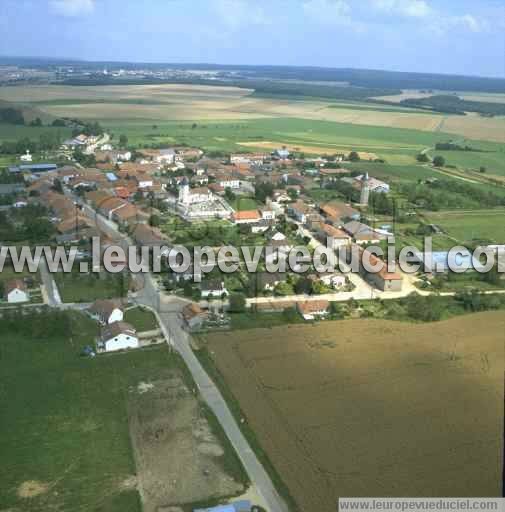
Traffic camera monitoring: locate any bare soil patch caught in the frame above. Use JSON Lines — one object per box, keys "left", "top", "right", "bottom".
{"left": 17, "top": 481, "right": 49, "bottom": 499}
{"left": 128, "top": 374, "right": 244, "bottom": 512}
{"left": 204, "top": 312, "right": 505, "bottom": 512}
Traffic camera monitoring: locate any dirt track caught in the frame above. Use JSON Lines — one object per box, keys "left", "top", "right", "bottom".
{"left": 204, "top": 313, "right": 505, "bottom": 512}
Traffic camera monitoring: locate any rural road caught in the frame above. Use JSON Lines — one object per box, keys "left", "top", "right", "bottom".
{"left": 39, "top": 255, "right": 62, "bottom": 306}
{"left": 67, "top": 188, "right": 291, "bottom": 512}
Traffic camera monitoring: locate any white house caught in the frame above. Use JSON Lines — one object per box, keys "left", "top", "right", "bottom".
{"left": 219, "top": 177, "right": 241, "bottom": 190}
{"left": 201, "top": 280, "right": 229, "bottom": 298}
{"left": 88, "top": 299, "right": 124, "bottom": 325}
{"left": 319, "top": 273, "right": 347, "bottom": 289}
{"left": 5, "top": 279, "right": 29, "bottom": 303}
{"left": 98, "top": 322, "right": 139, "bottom": 352}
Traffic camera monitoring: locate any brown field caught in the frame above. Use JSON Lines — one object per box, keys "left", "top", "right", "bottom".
{"left": 128, "top": 373, "right": 244, "bottom": 512}
{"left": 203, "top": 312, "right": 505, "bottom": 512}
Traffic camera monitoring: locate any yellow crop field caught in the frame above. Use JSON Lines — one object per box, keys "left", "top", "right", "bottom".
{"left": 203, "top": 312, "right": 505, "bottom": 512}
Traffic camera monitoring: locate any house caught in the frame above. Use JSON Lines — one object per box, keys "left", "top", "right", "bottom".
{"left": 4, "top": 279, "right": 29, "bottom": 303}
{"left": 98, "top": 322, "right": 139, "bottom": 352}
{"left": 112, "top": 203, "right": 147, "bottom": 227}
{"left": 355, "top": 174, "right": 390, "bottom": 193}
{"left": 287, "top": 200, "right": 311, "bottom": 223}
{"left": 88, "top": 299, "right": 124, "bottom": 325}
{"left": 316, "top": 223, "right": 351, "bottom": 249}
{"left": 182, "top": 303, "right": 209, "bottom": 330}
{"left": 131, "top": 224, "right": 167, "bottom": 247}
{"left": 251, "top": 218, "right": 274, "bottom": 234}
{"left": 98, "top": 197, "right": 128, "bottom": 220}
{"left": 232, "top": 210, "right": 261, "bottom": 224}
{"left": 201, "top": 280, "right": 229, "bottom": 299}
{"left": 320, "top": 202, "right": 360, "bottom": 226}
{"left": 318, "top": 273, "right": 347, "bottom": 289}
{"left": 259, "top": 207, "right": 275, "bottom": 220}
{"left": 274, "top": 147, "right": 290, "bottom": 160}
{"left": 255, "top": 272, "right": 287, "bottom": 292}
{"left": 353, "top": 246, "right": 403, "bottom": 291}
{"left": 296, "top": 300, "right": 329, "bottom": 320}
{"left": 342, "top": 220, "right": 387, "bottom": 244}
{"left": 218, "top": 175, "right": 241, "bottom": 190}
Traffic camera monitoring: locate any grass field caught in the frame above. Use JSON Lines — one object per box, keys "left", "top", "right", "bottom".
{"left": 229, "top": 197, "right": 258, "bottom": 211}
{"left": 202, "top": 313, "right": 505, "bottom": 512}
{"left": 0, "top": 310, "right": 152, "bottom": 512}
{"left": 54, "top": 271, "right": 129, "bottom": 303}
{"left": 426, "top": 209, "right": 505, "bottom": 244}
{"left": 124, "top": 306, "right": 158, "bottom": 331}
{"left": 0, "top": 310, "right": 248, "bottom": 512}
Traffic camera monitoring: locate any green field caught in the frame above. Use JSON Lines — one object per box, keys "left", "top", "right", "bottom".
{"left": 0, "top": 123, "right": 71, "bottom": 143}
{"left": 229, "top": 197, "right": 258, "bottom": 211}
{"left": 426, "top": 210, "right": 505, "bottom": 244}
{"left": 0, "top": 310, "right": 159, "bottom": 511}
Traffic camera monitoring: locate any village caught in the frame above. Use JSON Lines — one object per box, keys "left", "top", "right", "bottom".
{"left": 2, "top": 127, "right": 503, "bottom": 346}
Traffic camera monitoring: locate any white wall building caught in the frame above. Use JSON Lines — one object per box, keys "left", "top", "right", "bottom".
{"left": 99, "top": 322, "right": 139, "bottom": 352}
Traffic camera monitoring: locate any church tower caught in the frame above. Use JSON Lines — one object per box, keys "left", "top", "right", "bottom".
{"left": 179, "top": 177, "right": 190, "bottom": 205}
{"left": 360, "top": 173, "right": 370, "bottom": 206}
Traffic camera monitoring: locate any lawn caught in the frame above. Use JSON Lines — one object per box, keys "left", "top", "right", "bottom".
{"left": 229, "top": 196, "right": 258, "bottom": 211}
{"left": 124, "top": 306, "right": 158, "bottom": 331}
{"left": 0, "top": 309, "right": 172, "bottom": 512}
{"left": 54, "top": 271, "right": 129, "bottom": 302}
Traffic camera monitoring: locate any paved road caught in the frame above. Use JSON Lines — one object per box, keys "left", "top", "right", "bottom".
{"left": 69, "top": 188, "right": 290, "bottom": 512}
{"left": 39, "top": 255, "right": 62, "bottom": 306}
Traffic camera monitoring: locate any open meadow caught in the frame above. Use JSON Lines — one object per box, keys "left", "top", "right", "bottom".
{"left": 202, "top": 312, "right": 505, "bottom": 512}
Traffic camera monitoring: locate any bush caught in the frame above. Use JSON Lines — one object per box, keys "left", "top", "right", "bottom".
{"left": 229, "top": 293, "right": 246, "bottom": 313}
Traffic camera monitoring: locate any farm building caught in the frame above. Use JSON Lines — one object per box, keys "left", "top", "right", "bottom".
{"left": 232, "top": 210, "right": 261, "bottom": 224}
{"left": 297, "top": 300, "right": 330, "bottom": 321}
{"left": 182, "top": 303, "right": 209, "bottom": 330}
{"left": 98, "top": 321, "right": 139, "bottom": 353}
{"left": 8, "top": 163, "right": 57, "bottom": 174}
{"left": 4, "top": 279, "right": 29, "bottom": 303}
{"left": 88, "top": 299, "right": 124, "bottom": 325}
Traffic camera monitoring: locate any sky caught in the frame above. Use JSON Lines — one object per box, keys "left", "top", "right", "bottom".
{"left": 0, "top": 0, "right": 504, "bottom": 77}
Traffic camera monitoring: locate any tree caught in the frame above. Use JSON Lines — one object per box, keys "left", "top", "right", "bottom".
{"left": 433, "top": 155, "right": 445, "bottom": 167}
{"left": 119, "top": 134, "right": 128, "bottom": 148}
{"left": 52, "top": 119, "right": 66, "bottom": 127}
{"left": 52, "top": 178, "right": 63, "bottom": 194}
{"left": 294, "top": 277, "right": 313, "bottom": 295}
{"left": 30, "top": 117, "right": 43, "bottom": 127}
{"left": 183, "top": 282, "right": 193, "bottom": 297}
{"left": 229, "top": 293, "right": 246, "bottom": 313}
{"left": 348, "top": 151, "right": 360, "bottom": 162}
{"left": 416, "top": 153, "right": 430, "bottom": 163}
{"left": 479, "top": 166, "right": 486, "bottom": 173}
{"left": 224, "top": 188, "right": 236, "bottom": 201}
{"left": 149, "top": 214, "right": 160, "bottom": 227}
